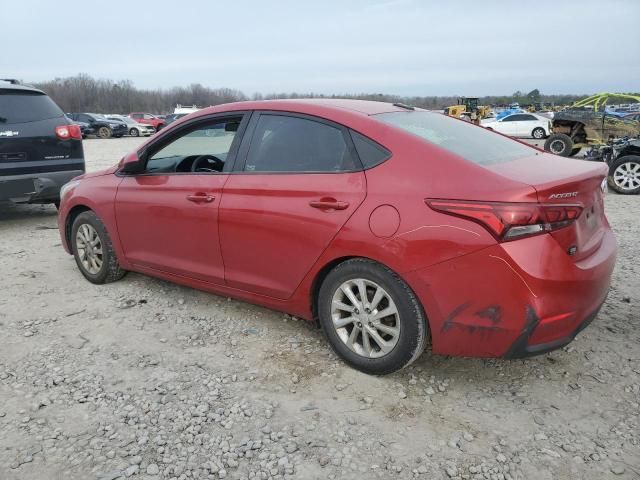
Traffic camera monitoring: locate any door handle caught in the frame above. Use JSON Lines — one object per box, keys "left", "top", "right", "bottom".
{"left": 309, "top": 199, "right": 350, "bottom": 211}
{"left": 186, "top": 193, "right": 215, "bottom": 203}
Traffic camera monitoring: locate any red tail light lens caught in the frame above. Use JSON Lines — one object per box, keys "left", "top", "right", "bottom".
{"left": 55, "top": 124, "right": 82, "bottom": 140}
{"left": 426, "top": 200, "right": 583, "bottom": 241}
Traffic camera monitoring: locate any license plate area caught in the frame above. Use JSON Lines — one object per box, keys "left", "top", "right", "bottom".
{"left": 1, "top": 178, "right": 36, "bottom": 197}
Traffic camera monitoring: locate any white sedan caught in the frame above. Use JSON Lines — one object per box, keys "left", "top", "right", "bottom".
{"left": 482, "top": 113, "right": 551, "bottom": 139}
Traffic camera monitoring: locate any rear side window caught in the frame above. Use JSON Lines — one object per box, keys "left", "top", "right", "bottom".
{"left": 244, "top": 114, "right": 357, "bottom": 173}
{"left": 0, "top": 91, "right": 63, "bottom": 124}
{"left": 350, "top": 131, "right": 390, "bottom": 168}
{"left": 376, "top": 111, "right": 536, "bottom": 166}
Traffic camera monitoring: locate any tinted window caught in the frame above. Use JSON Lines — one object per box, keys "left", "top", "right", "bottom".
{"left": 350, "top": 131, "right": 390, "bottom": 168}
{"left": 245, "top": 115, "right": 356, "bottom": 172}
{"left": 0, "top": 91, "right": 63, "bottom": 124}
{"left": 376, "top": 111, "right": 536, "bottom": 166}
{"left": 522, "top": 115, "right": 538, "bottom": 121}
{"left": 146, "top": 118, "right": 241, "bottom": 174}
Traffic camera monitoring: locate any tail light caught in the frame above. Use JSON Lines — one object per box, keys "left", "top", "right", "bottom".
{"left": 426, "top": 200, "right": 582, "bottom": 242}
{"left": 55, "top": 124, "right": 82, "bottom": 140}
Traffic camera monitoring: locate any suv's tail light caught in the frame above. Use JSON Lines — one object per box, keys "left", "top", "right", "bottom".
{"left": 55, "top": 124, "right": 82, "bottom": 140}
{"left": 426, "top": 200, "right": 583, "bottom": 241}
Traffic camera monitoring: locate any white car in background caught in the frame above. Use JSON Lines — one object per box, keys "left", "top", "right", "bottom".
{"left": 107, "top": 115, "right": 155, "bottom": 137}
{"left": 482, "top": 113, "right": 551, "bottom": 139}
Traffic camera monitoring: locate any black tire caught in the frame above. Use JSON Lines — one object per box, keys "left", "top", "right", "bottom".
{"left": 531, "top": 127, "right": 546, "bottom": 139}
{"left": 318, "top": 258, "right": 428, "bottom": 375}
{"left": 608, "top": 155, "right": 640, "bottom": 195}
{"left": 544, "top": 133, "right": 573, "bottom": 156}
{"left": 113, "top": 134, "right": 123, "bottom": 138}
{"left": 569, "top": 147, "right": 582, "bottom": 157}
{"left": 71, "top": 211, "right": 127, "bottom": 284}
{"left": 129, "top": 128, "right": 140, "bottom": 137}
{"left": 97, "top": 126, "right": 112, "bottom": 139}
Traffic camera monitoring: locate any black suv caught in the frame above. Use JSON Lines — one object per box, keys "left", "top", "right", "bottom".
{"left": 66, "top": 113, "right": 128, "bottom": 139}
{"left": 0, "top": 79, "right": 85, "bottom": 206}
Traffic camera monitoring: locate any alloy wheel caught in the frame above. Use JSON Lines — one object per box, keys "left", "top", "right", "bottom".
{"left": 331, "top": 279, "right": 400, "bottom": 358}
{"left": 75, "top": 223, "right": 103, "bottom": 274}
{"left": 533, "top": 128, "right": 545, "bottom": 139}
{"left": 613, "top": 161, "right": 640, "bottom": 192}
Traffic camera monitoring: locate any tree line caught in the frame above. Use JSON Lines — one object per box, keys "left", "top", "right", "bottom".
{"left": 29, "top": 74, "right": 602, "bottom": 114}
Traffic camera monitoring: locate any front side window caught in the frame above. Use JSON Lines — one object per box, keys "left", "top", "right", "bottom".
{"left": 244, "top": 114, "right": 356, "bottom": 172}
{"left": 376, "top": 111, "right": 536, "bottom": 166}
{"left": 145, "top": 117, "right": 242, "bottom": 174}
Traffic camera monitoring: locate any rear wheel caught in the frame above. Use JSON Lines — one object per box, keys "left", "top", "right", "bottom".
{"left": 608, "top": 155, "right": 640, "bottom": 194}
{"left": 318, "top": 259, "right": 427, "bottom": 375}
{"left": 71, "top": 211, "right": 127, "bottom": 284}
{"left": 544, "top": 133, "right": 573, "bottom": 156}
{"left": 97, "top": 126, "right": 112, "bottom": 139}
{"left": 532, "top": 127, "right": 546, "bottom": 139}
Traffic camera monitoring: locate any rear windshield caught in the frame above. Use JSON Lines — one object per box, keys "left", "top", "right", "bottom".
{"left": 0, "top": 90, "right": 64, "bottom": 124}
{"left": 376, "top": 111, "right": 536, "bottom": 165}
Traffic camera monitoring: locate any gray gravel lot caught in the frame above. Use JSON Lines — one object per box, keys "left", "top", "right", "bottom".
{"left": 0, "top": 137, "right": 638, "bottom": 480}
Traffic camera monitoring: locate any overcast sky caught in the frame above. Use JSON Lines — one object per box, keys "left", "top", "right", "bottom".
{"left": 2, "top": 0, "right": 639, "bottom": 96}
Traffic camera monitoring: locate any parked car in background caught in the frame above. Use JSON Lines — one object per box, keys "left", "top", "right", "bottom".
{"left": 0, "top": 79, "right": 84, "bottom": 206}
{"left": 163, "top": 113, "right": 189, "bottom": 125}
{"left": 58, "top": 99, "right": 615, "bottom": 375}
{"left": 66, "top": 116, "right": 94, "bottom": 138}
{"left": 129, "top": 112, "right": 166, "bottom": 131}
{"left": 107, "top": 115, "right": 155, "bottom": 137}
{"left": 483, "top": 113, "right": 551, "bottom": 139}
{"left": 66, "top": 113, "right": 127, "bottom": 139}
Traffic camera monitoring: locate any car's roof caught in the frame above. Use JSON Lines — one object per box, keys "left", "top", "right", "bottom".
{"left": 0, "top": 80, "right": 45, "bottom": 94}
{"left": 200, "top": 99, "right": 413, "bottom": 117}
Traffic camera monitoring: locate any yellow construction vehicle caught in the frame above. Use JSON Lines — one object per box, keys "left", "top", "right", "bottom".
{"left": 444, "top": 97, "right": 491, "bottom": 124}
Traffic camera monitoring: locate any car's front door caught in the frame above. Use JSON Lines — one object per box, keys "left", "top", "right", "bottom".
{"left": 115, "top": 114, "right": 247, "bottom": 284}
{"left": 219, "top": 112, "right": 366, "bottom": 299}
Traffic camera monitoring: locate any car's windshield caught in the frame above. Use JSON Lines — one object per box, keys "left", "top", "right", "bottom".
{"left": 376, "top": 111, "right": 536, "bottom": 166}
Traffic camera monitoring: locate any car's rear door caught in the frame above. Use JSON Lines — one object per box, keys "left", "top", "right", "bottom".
{"left": 114, "top": 113, "right": 248, "bottom": 284}
{"left": 218, "top": 112, "right": 366, "bottom": 299}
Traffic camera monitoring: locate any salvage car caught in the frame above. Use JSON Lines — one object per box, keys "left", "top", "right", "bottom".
{"left": 483, "top": 113, "right": 551, "bottom": 139}
{"left": 1, "top": 79, "right": 85, "bottom": 207}
{"left": 58, "top": 100, "right": 616, "bottom": 374}
{"left": 129, "top": 112, "right": 166, "bottom": 131}
{"left": 107, "top": 115, "right": 155, "bottom": 137}
{"left": 66, "top": 113, "right": 128, "bottom": 139}
{"left": 600, "top": 137, "right": 640, "bottom": 194}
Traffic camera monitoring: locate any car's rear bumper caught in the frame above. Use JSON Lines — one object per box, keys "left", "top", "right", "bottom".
{"left": 0, "top": 169, "right": 84, "bottom": 203}
{"left": 404, "top": 228, "right": 617, "bottom": 358}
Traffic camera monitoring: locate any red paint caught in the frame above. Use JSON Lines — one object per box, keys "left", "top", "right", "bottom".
{"left": 369, "top": 205, "right": 400, "bottom": 238}
{"left": 59, "top": 99, "right": 617, "bottom": 358}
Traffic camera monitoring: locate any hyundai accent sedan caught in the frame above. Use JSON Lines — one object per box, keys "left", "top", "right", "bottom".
{"left": 58, "top": 100, "right": 616, "bottom": 375}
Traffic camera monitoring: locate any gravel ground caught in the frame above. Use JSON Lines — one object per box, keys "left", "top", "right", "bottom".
{"left": 0, "top": 137, "right": 638, "bottom": 480}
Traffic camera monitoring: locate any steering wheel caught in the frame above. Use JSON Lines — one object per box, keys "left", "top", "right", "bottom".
{"left": 191, "top": 154, "right": 224, "bottom": 173}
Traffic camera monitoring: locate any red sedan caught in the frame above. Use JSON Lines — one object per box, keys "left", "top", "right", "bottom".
{"left": 58, "top": 100, "right": 616, "bottom": 374}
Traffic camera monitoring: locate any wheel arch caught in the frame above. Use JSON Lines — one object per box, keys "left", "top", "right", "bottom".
{"left": 65, "top": 204, "right": 92, "bottom": 251}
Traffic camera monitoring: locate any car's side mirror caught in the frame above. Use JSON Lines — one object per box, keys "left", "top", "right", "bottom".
{"left": 119, "top": 151, "right": 145, "bottom": 174}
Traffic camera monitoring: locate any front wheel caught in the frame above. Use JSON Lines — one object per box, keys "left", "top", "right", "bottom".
{"left": 544, "top": 133, "right": 573, "bottom": 156}
{"left": 318, "top": 259, "right": 427, "bottom": 375}
{"left": 129, "top": 128, "right": 140, "bottom": 137}
{"left": 97, "top": 126, "right": 112, "bottom": 139}
{"left": 532, "top": 127, "right": 546, "bottom": 139}
{"left": 71, "top": 211, "right": 127, "bottom": 284}
{"left": 608, "top": 155, "right": 640, "bottom": 194}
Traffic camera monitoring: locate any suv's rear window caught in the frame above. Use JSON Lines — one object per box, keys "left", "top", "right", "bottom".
{"left": 0, "top": 90, "right": 64, "bottom": 124}
{"left": 376, "top": 111, "right": 536, "bottom": 165}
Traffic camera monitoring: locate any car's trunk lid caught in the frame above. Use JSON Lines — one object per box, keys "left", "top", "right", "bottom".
{"left": 488, "top": 153, "right": 609, "bottom": 260}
